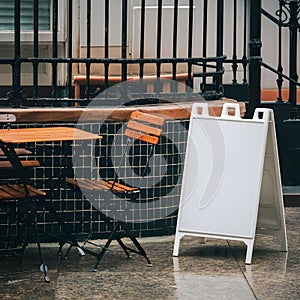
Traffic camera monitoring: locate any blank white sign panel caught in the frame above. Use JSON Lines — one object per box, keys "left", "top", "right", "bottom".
{"left": 174, "top": 103, "right": 288, "bottom": 264}
{"left": 179, "top": 117, "right": 268, "bottom": 239}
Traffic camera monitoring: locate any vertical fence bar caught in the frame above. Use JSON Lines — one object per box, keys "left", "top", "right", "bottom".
{"left": 85, "top": 0, "right": 91, "bottom": 99}
{"left": 172, "top": 0, "right": 178, "bottom": 79}
{"left": 171, "top": 0, "right": 179, "bottom": 91}
{"left": 288, "top": 0, "right": 298, "bottom": 108}
{"left": 121, "top": 0, "right": 128, "bottom": 81}
{"left": 231, "top": 0, "right": 238, "bottom": 84}
{"left": 201, "top": 0, "right": 208, "bottom": 93}
{"left": 139, "top": 0, "right": 146, "bottom": 78}
{"left": 156, "top": 0, "right": 162, "bottom": 79}
{"left": 104, "top": 0, "right": 109, "bottom": 91}
{"left": 33, "top": 0, "right": 39, "bottom": 100}
{"left": 276, "top": 1, "right": 283, "bottom": 102}
{"left": 13, "top": 0, "right": 21, "bottom": 107}
{"left": 67, "top": 0, "right": 73, "bottom": 99}
{"left": 242, "top": 0, "right": 248, "bottom": 84}
{"left": 187, "top": 0, "right": 194, "bottom": 88}
{"left": 216, "top": 0, "right": 224, "bottom": 96}
{"left": 249, "top": 0, "right": 262, "bottom": 115}
{"left": 52, "top": 0, "right": 58, "bottom": 99}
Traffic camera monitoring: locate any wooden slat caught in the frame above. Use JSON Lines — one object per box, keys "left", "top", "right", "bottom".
{"left": 66, "top": 177, "right": 103, "bottom": 191}
{"left": 0, "top": 127, "right": 102, "bottom": 144}
{"left": 130, "top": 111, "right": 165, "bottom": 126}
{"left": 80, "top": 178, "right": 105, "bottom": 191}
{"left": 0, "top": 160, "right": 40, "bottom": 169}
{"left": 0, "top": 148, "right": 32, "bottom": 156}
{"left": 65, "top": 177, "right": 80, "bottom": 188}
{"left": 66, "top": 177, "right": 139, "bottom": 194}
{"left": 124, "top": 129, "right": 159, "bottom": 144}
{"left": 127, "top": 120, "right": 162, "bottom": 137}
{"left": 0, "top": 100, "right": 246, "bottom": 123}
{"left": 0, "top": 185, "right": 25, "bottom": 198}
{"left": 11, "top": 184, "right": 46, "bottom": 197}
{"left": 101, "top": 180, "right": 129, "bottom": 192}
{"left": 67, "top": 177, "right": 124, "bottom": 192}
{"left": 0, "top": 188, "right": 17, "bottom": 199}
{"left": 107, "top": 180, "right": 139, "bottom": 193}
{"left": 0, "top": 184, "right": 46, "bottom": 200}
{"left": 91, "top": 179, "right": 110, "bottom": 190}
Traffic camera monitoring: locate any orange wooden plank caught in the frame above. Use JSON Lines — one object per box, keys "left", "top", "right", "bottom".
{"left": 0, "top": 160, "right": 40, "bottom": 169}
{"left": 0, "top": 127, "right": 101, "bottom": 144}
{"left": 0, "top": 185, "right": 25, "bottom": 198}
{"left": 0, "top": 187, "right": 17, "bottom": 199}
{"left": 124, "top": 129, "right": 159, "bottom": 144}
{"left": 11, "top": 184, "right": 46, "bottom": 197}
{"left": 107, "top": 180, "right": 139, "bottom": 192}
{"left": 66, "top": 177, "right": 139, "bottom": 194}
{"left": 66, "top": 177, "right": 104, "bottom": 191}
{"left": 127, "top": 120, "right": 162, "bottom": 136}
{"left": 130, "top": 111, "right": 165, "bottom": 126}
{"left": 0, "top": 148, "right": 32, "bottom": 156}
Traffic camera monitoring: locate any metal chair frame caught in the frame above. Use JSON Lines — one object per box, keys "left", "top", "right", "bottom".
{"left": 0, "top": 114, "right": 50, "bottom": 282}
{"left": 66, "top": 111, "right": 166, "bottom": 271}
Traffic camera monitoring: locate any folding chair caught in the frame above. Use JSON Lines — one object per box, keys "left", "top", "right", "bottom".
{"left": 66, "top": 111, "right": 165, "bottom": 271}
{"left": 0, "top": 114, "right": 50, "bottom": 282}
{"left": 0, "top": 157, "right": 40, "bottom": 251}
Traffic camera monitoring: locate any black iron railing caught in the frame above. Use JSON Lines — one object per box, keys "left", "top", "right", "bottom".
{"left": 0, "top": 0, "right": 230, "bottom": 107}
{"left": 261, "top": 0, "right": 300, "bottom": 108}
{"left": 0, "top": 0, "right": 298, "bottom": 112}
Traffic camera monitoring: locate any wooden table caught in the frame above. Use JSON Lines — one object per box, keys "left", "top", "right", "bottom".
{"left": 0, "top": 126, "right": 101, "bottom": 282}
{"left": 0, "top": 126, "right": 101, "bottom": 144}
{"left": 0, "top": 126, "right": 101, "bottom": 183}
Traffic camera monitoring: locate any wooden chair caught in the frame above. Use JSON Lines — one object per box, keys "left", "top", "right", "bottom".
{"left": 66, "top": 111, "right": 165, "bottom": 271}
{"left": 0, "top": 114, "right": 49, "bottom": 282}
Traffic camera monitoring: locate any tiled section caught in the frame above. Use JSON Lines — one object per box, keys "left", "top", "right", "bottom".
{"left": 0, "top": 208, "right": 299, "bottom": 299}
{"left": 0, "top": 120, "right": 188, "bottom": 241}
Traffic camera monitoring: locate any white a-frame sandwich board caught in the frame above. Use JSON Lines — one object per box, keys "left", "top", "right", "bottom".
{"left": 173, "top": 103, "right": 288, "bottom": 264}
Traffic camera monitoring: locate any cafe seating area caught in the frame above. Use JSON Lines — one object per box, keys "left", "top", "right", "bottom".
{"left": 0, "top": 101, "right": 299, "bottom": 299}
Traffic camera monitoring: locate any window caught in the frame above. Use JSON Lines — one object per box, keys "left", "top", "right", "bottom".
{"left": 0, "top": 0, "right": 51, "bottom": 31}
{"left": 0, "top": 0, "right": 65, "bottom": 42}
{"left": 0, "top": 0, "right": 66, "bottom": 86}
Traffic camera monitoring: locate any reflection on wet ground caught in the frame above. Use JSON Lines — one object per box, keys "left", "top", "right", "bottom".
{"left": 0, "top": 207, "right": 299, "bottom": 299}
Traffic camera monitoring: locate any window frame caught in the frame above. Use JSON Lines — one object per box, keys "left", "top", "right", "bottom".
{"left": 0, "top": 0, "right": 66, "bottom": 42}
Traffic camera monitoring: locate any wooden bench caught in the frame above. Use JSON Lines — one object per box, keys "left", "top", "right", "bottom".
{"left": 73, "top": 73, "right": 191, "bottom": 99}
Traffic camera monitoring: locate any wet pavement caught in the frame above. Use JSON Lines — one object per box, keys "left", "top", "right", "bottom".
{"left": 0, "top": 207, "right": 299, "bottom": 299}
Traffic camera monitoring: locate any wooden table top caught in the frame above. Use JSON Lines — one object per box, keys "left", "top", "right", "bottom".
{"left": 0, "top": 127, "right": 102, "bottom": 144}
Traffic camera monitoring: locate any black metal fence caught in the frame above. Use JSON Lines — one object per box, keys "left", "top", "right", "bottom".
{"left": 0, "top": 0, "right": 299, "bottom": 244}
{"left": 0, "top": 0, "right": 234, "bottom": 107}
{"left": 0, "top": 1, "right": 298, "bottom": 113}
{"left": 260, "top": 0, "right": 300, "bottom": 109}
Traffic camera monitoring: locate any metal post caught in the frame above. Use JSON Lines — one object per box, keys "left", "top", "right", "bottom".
{"left": 33, "top": 0, "right": 39, "bottom": 100}
{"left": 51, "top": 0, "right": 58, "bottom": 99}
{"left": 248, "top": 0, "right": 262, "bottom": 115}
{"left": 288, "top": 0, "right": 299, "bottom": 108}
{"left": 216, "top": 0, "right": 224, "bottom": 97}
{"left": 121, "top": 0, "right": 128, "bottom": 81}
{"left": 13, "top": 0, "right": 21, "bottom": 107}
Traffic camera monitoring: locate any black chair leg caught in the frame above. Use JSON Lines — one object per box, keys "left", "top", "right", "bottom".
{"left": 92, "top": 223, "right": 119, "bottom": 272}
{"left": 121, "top": 222, "right": 152, "bottom": 267}
{"left": 92, "top": 221, "right": 152, "bottom": 271}
{"left": 34, "top": 214, "right": 50, "bottom": 283}
{"left": 116, "top": 238, "right": 133, "bottom": 259}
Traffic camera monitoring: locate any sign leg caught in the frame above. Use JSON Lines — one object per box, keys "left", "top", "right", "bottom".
{"left": 244, "top": 239, "right": 254, "bottom": 264}
{"left": 173, "top": 232, "right": 184, "bottom": 256}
